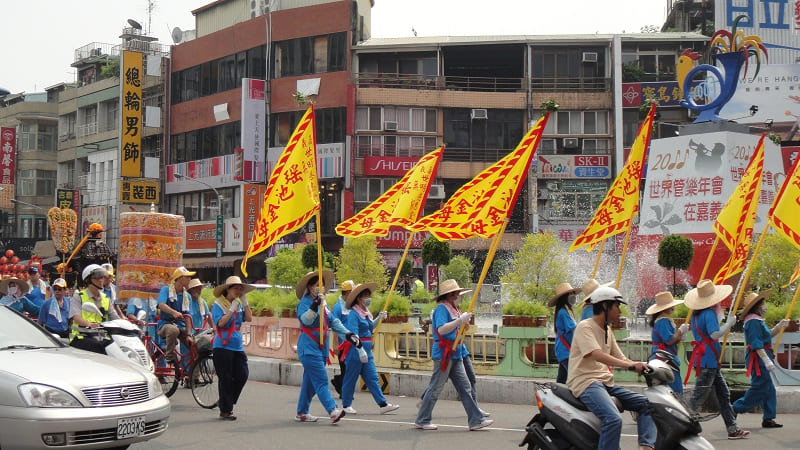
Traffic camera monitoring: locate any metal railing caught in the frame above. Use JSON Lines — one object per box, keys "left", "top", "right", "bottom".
{"left": 355, "top": 72, "right": 525, "bottom": 93}
{"left": 530, "top": 77, "right": 611, "bottom": 92}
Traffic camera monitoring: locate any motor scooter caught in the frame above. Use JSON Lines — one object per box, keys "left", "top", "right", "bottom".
{"left": 520, "top": 350, "right": 713, "bottom": 450}
{"left": 75, "top": 303, "right": 154, "bottom": 372}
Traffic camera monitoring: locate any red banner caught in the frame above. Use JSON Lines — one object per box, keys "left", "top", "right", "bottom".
{"left": 1, "top": 127, "right": 16, "bottom": 184}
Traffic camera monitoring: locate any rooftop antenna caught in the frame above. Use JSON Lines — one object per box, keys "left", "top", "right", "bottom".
{"left": 127, "top": 18, "right": 143, "bottom": 30}
{"left": 147, "top": 0, "right": 157, "bottom": 34}
{"left": 171, "top": 27, "right": 184, "bottom": 44}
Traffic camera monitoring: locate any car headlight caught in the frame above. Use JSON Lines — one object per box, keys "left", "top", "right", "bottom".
{"left": 147, "top": 373, "right": 163, "bottom": 398}
{"left": 18, "top": 383, "right": 81, "bottom": 407}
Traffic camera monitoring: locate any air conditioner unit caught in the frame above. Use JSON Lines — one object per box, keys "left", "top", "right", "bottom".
{"left": 582, "top": 52, "right": 598, "bottom": 63}
{"left": 562, "top": 137, "right": 579, "bottom": 149}
{"left": 428, "top": 184, "right": 445, "bottom": 199}
{"left": 471, "top": 109, "right": 488, "bottom": 120}
{"left": 384, "top": 121, "right": 398, "bottom": 131}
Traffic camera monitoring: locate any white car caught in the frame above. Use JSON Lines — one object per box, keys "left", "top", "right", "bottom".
{"left": 0, "top": 306, "right": 170, "bottom": 449}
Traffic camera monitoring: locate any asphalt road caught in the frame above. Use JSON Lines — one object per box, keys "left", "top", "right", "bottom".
{"left": 134, "top": 381, "right": 800, "bottom": 449}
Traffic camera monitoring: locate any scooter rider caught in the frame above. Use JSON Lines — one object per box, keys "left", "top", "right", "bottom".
{"left": 69, "top": 264, "right": 120, "bottom": 352}
{"left": 566, "top": 286, "right": 655, "bottom": 450}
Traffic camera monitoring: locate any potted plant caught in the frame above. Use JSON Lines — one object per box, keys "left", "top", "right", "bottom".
{"left": 611, "top": 303, "right": 631, "bottom": 329}
{"left": 370, "top": 291, "right": 411, "bottom": 323}
{"left": 502, "top": 299, "right": 549, "bottom": 327}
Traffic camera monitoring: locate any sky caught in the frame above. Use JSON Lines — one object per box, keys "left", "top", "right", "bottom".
{"left": 1, "top": 0, "right": 668, "bottom": 94}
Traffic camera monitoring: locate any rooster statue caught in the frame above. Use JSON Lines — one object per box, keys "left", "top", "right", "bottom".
{"left": 679, "top": 15, "right": 768, "bottom": 123}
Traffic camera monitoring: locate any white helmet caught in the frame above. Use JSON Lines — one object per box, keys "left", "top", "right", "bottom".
{"left": 588, "top": 286, "right": 627, "bottom": 305}
{"left": 82, "top": 264, "right": 106, "bottom": 282}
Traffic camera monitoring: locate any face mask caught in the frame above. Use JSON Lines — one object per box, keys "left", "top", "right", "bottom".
{"left": 7, "top": 286, "right": 17, "bottom": 296}
{"left": 567, "top": 294, "right": 577, "bottom": 306}
{"left": 364, "top": 297, "right": 372, "bottom": 307}
{"left": 311, "top": 287, "right": 320, "bottom": 296}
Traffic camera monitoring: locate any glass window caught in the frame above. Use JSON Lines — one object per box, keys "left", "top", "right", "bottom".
{"left": 314, "top": 36, "right": 328, "bottom": 73}
{"left": 369, "top": 107, "right": 382, "bottom": 130}
{"left": 425, "top": 109, "right": 437, "bottom": 132}
{"left": 327, "top": 33, "right": 346, "bottom": 72}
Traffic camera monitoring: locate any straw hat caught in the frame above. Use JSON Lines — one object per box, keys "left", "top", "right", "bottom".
{"left": 683, "top": 279, "right": 733, "bottom": 310}
{"left": 0, "top": 276, "right": 30, "bottom": 296}
{"left": 186, "top": 278, "right": 204, "bottom": 291}
{"left": 170, "top": 266, "right": 196, "bottom": 282}
{"left": 547, "top": 282, "right": 582, "bottom": 307}
{"left": 645, "top": 291, "right": 684, "bottom": 315}
{"left": 581, "top": 279, "right": 612, "bottom": 304}
{"left": 346, "top": 282, "right": 379, "bottom": 308}
{"left": 435, "top": 279, "right": 472, "bottom": 301}
{"left": 213, "top": 275, "right": 254, "bottom": 298}
{"left": 738, "top": 290, "right": 771, "bottom": 317}
{"left": 295, "top": 270, "right": 334, "bottom": 300}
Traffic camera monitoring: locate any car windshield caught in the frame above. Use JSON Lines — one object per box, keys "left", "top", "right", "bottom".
{"left": 0, "top": 306, "right": 62, "bottom": 350}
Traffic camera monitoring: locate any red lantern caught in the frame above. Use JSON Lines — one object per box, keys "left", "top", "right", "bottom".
{"left": 0, "top": 257, "right": 7, "bottom": 265}
{"left": 4, "top": 250, "right": 13, "bottom": 258}
{"left": 10, "top": 256, "right": 19, "bottom": 264}
{"left": 16, "top": 263, "right": 25, "bottom": 272}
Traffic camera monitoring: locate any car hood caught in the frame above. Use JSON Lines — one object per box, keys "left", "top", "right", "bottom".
{"left": 0, "top": 347, "right": 149, "bottom": 387}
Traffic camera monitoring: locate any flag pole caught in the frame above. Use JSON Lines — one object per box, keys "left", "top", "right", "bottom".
{"left": 774, "top": 284, "right": 800, "bottom": 352}
{"left": 591, "top": 240, "right": 605, "bottom": 279}
{"left": 452, "top": 220, "right": 508, "bottom": 351}
{"left": 316, "top": 211, "right": 325, "bottom": 346}
{"left": 374, "top": 232, "right": 415, "bottom": 333}
{"left": 613, "top": 228, "right": 633, "bottom": 289}
{"left": 719, "top": 226, "right": 770, "bottom": 361}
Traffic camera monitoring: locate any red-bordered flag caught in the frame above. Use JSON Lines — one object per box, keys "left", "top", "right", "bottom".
{"left": 769, "top": 140, "right": 800, "bottom": 251}
{"left": 712, "top": 133, "right": 765, "bottom": 283}
{"left": 241, "top": 106, "right": 319, "bottom": 276}
{"left": 569, "top": 102, "right": 656, "bottom": 252}
{"left": 336, "top": 147, "right": 443, "bottom": 237}
{"left": 409, "top": 113, "right": 549, "bottom": 240}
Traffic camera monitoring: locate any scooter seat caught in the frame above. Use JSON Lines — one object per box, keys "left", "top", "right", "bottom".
{"left": 551, "top": 383, "right": 623, "bottom": 412}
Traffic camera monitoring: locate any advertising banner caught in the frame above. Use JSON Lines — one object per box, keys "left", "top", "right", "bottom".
{"left": 121, "top": 50, "right": 143, "bottom": 177}
{"left": 537, "top": 155, "right": 611, "bottom": 179}
{"left": 240, "top": 78, "right": 266, "bottom": 182}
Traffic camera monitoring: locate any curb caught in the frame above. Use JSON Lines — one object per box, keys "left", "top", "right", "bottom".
{"left": 247, "top": 356, "right": 800, "bottom": 414}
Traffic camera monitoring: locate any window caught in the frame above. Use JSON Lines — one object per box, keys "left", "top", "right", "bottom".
{"left": 545, "top": 180, "right": 607, "bottom": 219}
{"left": 273, "top": 32, "right": 347, "bottom": 78}
{"left": 531, "top": 47, "right": 606, "bottom": 91}
{"left": 354, "top": 178, "right": 399, "bottom": 203}
{"left": 169, "top": 122, "right": 241, "bottom": 164}
{"left": 545, "top": 111, "right": 609, "bottom": 135}
{"left": 621, "top": 44, "right": 682, "bottom": 82}
{"left": 168, "top": 186, "right": 239, "bottom": 221}
{"left": 271, "top": 107, "right": 346, "bottom": 147}
{"left": 18, "top": 169, "right": 56, "bottom": 195}
{"left": 443, "top": 108, "right": 524, "bottom": 152}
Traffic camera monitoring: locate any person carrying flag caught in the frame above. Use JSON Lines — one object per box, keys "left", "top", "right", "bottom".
{"left": 645, "top": 291, "right": 688, "bottom": 395}
{"left": 330, "top": 279, "right": 354, "bottom": 397}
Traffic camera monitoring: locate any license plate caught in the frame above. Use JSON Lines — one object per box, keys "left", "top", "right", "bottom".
{"left": 117, "top": 416, "right": 145, "bottom": 439}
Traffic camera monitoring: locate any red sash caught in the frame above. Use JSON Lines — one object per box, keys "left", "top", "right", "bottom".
{"left": 652, "top": 328, "right": 668, "bottom": 352}
{"left": 215, "top": 311, "right": 240, "bottom": 346}
{"left": 684, "top": 317, "right": 719, "bottom": 386}
{"left": 433, "top": 326, "right": 455, "bottom": 371}
{"left": 337, "top": 337, "right": 372, "bottom": 361}
{"left": 746, "top": 343, "right": 772, "bottom": 377}
{"left": 556, "top": 331, "right": 571, "bottom": 351}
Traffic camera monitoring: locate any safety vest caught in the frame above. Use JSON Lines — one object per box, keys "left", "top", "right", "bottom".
{"left": 70, "top": 290, "right": 111, "bottom": 338}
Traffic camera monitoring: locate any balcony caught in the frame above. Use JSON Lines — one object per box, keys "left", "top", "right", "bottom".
{"left": 355, "top": 72, "right": 524, "bottom": 93}
{"left": 530, "top": 77, "right": 611, "bottom": 92}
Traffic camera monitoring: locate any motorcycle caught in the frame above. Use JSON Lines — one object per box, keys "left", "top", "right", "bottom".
{"left": 520, "top": 350, "right": 713, "bottom": 450}
{"left": 75, "top": 303, "right": 154, "bottom": 372}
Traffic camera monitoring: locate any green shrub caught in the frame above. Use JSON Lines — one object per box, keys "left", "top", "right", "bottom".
{"left": 673, "top": 303, "right": 690, "bottom": 320}
{"left": 764, "top": 303, "right": 800, "bottom": 327}
{"left": 368, "top": 291, "right": 411, "bottom": 317}
{"left": 502, "top": 299, "right": 549, "bottom": 318}
{"left": 410, "top": 287, "right": 434, "bottom": 302}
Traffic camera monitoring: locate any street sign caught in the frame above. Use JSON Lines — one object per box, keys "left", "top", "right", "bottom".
{"left": 216, "top": 214, "right": 223, "bottom": 257}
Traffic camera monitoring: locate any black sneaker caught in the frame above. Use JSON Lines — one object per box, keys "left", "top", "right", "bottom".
{"left": 762, "top": 419, "right": 783, "bottom": 428}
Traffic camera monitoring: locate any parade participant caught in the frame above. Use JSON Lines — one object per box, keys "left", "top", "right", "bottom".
{"left": 101, "top": 263, "right": 123, "bottom": 318}
{"left": 295, "top": 270, "right": 358, "bottom": 424}
{"left": 415, "top": 279, "right": 493, "bottom": 431}
{"left": 69, "top": 264, "right": 119, "bottom": 352}
{"left": 330, "top": 279, "right": 354, "bottom": 397}
{"left": 340, "top": 282, "right": 398, "bottom": 414}
{"left": 645, "top": 291, "right": 689, "bottom": 395}
{"left": 156, "top": 266, "right": 195, "bottom": 362}
{"left": 732, "top": 291, "right": 789, "bottom": 428}
{"left": 567, "top": 286, "right": 655, "bottom": 450}
{"left": 211, "top": 276, "right": 253, "bottom": 420}
{"left": 580, "top": 279, "right": 610, "bottom": 321}
{"left": 25, "top": 265, "right": 50, "bottom": 309}
{"left": 0, "top": 276, "right": 39, "bottom": 316}
{"left": 186, "top": 278, "right": 211, "bottom": 331}
{"left": 126, "top": 296, "right": 156, "bottom": 337}
{"left": 37, "top": 278, "right": 70, "bottom": 338}
{"left": 548, "top": 282, "right": 581, "bottom": 383}
{"left": 684, "top": 279, "right": 749, "bottom": 439}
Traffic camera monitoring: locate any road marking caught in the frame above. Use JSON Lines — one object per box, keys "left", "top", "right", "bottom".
{"left": 340, "top": 417, "right": 524, "bottom": 432}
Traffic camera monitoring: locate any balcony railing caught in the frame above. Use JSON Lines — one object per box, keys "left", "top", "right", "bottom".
{"left": 355, "top": 72, "right": 525, "bottom": 93}
{"left": 530, "top": 77, "right": 611, "bottom": 92}
{"left": 77, "top": 122, "right": 98, "bottom": 137}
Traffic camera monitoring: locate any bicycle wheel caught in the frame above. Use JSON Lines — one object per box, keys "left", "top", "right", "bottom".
{"left": 190, "top": 353, "right": 218, "bottom": 409}
{"left": 155, "top": 358, "right": 180, "bottom": 397}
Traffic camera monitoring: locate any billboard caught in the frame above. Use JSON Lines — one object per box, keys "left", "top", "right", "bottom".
{"left": 121, "top": 50, "right": 143, "bottom": 177}
{"left": 716, "top": 0, "right": 800, "bottom": 64}
{"left": 241, "top": 78, "right": 266, "bottom": 182}
{"left": 537, "top": 155, "right": 611, "bottom": 179}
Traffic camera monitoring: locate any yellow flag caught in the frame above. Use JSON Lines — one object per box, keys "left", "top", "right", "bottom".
{"left": 409, "top": 114, "right": 549, "bottom": 240}
{"left": 241, "top": 106, "right": 319, "bottom": 276}
{"left": 336, "top": 147, "right": 443, "bottom": 237}
{"left": 769, "top": 142, "right": 800, "bottom": 251}
{"left": 712, "top": 134, "right": 765, "bottom": 283}
{"left": 569, "top": 103, "right": 656, "bottom": 252}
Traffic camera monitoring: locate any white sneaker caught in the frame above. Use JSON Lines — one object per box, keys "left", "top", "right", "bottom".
{"left": 479, "top": 408, "right": 491, "bottom": 417}
{"left": 379, "top": 403, "right": 400, "bottom": 414}
{"left": 415, "top": 423, "right": 438, "bottom": 430}
{"left": 294, "top": 413, "right": 318, "bottom": 422}
{"left": 469, "top": 419, "right": 494, "bottom": 431}
{"left": 329, "top": 407, "right": 345, "bottom": 424}
{"left": 343, "top": 406, "right": 357, "bottom": 414}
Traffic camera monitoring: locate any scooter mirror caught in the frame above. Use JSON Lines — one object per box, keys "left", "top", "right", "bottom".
{"left": 81, "top": 302, "right": 103, "bottom": 316}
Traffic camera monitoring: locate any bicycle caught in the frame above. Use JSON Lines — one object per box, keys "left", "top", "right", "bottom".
{"left": 142, "top": 315, "right": 218, "bottom": 408}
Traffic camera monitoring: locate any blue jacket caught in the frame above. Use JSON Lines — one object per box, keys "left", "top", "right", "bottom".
{"left": 296, "top": 293, "right": 350, "bottom": 358}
